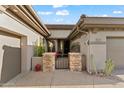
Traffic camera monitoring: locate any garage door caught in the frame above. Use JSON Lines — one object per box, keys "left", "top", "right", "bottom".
{"left": 0, "top": 31, "right": 21, "bottom": 83}
{"left": 107, "top": 37, "right": 124, "bottom": 70}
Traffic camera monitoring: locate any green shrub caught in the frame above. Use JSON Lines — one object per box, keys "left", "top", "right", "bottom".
{"left": 104, "top": 59, "right": 115, "bottom": 76}
{"left": 34, "top": 45, "right": 45, "bottom": 57}
{"left": 34, "top": 40, "right": 45, "bottom": 57}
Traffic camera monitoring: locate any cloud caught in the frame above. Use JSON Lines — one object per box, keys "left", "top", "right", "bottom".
{"left": 113, "top": 10, "right": 123, "bottom": 14}
{"left": 56, "top": 10, "right": 69, "bottom": 16}
{"left": 53, "top": 5, "right": 64, "bottom": 8}
{"left": 55, "top": 18, "right": 63, "bottom": 22}
{"left": 101, "top": 14, "right": 109, "bottom": 17}
{"left": 37, "top": 11, "right": 53, "bottom": 15}
{"left": 92, "top": 14, "right": 109, "bottom": 17}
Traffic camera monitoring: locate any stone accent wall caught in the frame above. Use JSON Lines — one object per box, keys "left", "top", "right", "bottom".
{"left": 69, "top": 53, "right": 82, "bottom": 71}
{"left": 43, "top": 53, "right": 55, "bottom": 72}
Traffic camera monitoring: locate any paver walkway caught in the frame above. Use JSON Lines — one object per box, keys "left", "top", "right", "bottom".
{"left": 1, "top": 69, "right": 124, "bottom": 88}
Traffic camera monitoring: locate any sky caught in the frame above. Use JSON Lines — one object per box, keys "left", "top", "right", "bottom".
{"left": 33, "top": 5, "right": 124, "bottom": 24}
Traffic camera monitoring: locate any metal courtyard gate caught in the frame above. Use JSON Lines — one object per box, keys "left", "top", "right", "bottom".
{"left": 55, "top": 54, "right": 69, "bottom": 69}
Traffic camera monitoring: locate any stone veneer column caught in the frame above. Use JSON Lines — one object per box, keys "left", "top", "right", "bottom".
{"left": 43, "top": 53, "right": 55, "bottom": 72}
{"left": 69, "top": 53, "right": 82, "bottom": 71}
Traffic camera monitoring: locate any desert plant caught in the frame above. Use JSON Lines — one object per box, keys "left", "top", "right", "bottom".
{"left": 104, "top": 59, "right": 115, "bottom": 76}
{"left": 34, "top": 40, "right": 45, "bottom": 57}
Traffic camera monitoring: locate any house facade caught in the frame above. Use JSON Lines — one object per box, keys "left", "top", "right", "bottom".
{"left": 1, "top": 5, "right": 124, "bottom": 83}
{"left": 69, "top": 15, "right": 124, "bottom": 73}
{"left": 0, "top": 5, "right": 50, "bottom": 83}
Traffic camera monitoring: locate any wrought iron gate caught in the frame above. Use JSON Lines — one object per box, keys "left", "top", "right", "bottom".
{"left": 55, "top": 55, "right": 69, "bottom": 69}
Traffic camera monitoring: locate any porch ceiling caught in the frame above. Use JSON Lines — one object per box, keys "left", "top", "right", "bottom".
{"left": 46, "top": 24, "right": 75, "bottom": 30}
{"left": 46, "top": 24, "right": 74, "bottom": 39}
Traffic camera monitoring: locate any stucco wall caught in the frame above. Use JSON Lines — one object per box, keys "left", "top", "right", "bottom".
{"left": 89, "top": 31, "right": 124, "bottom": 72}
{"left": 80, "top": 34, "right": 90, "bottom": 72}
{"left": 70, "top": 32, "right": 90, "bottom": 72}
{"left": 49, "top": 30, "right": 71, "bottom": 38}
{"left": 70, "top": 37, "right": 80, "bottom": 52}
{"left": 0, "top": 12, "right": 42, "bottom": 45}
{"left": 0, "top": 12, "right": 43, "bottom": 81}
{"left": 70, "top": 30, "right": 124, "bottom": 73}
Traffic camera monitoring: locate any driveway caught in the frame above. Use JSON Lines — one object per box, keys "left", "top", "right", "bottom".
{"left": 1, "top": 69, "right": 124, "bottom": 88}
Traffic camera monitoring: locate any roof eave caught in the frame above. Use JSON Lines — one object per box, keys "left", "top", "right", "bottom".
{"left": 1, "top": 5, "right": 51, "bottom": 37}
{"left": 68, "top": 15, "right": 85, "bottom": 40}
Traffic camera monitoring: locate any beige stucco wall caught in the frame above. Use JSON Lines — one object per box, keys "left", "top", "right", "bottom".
{"left": 84, "top": 17, "right": 124, "bottom": 25}
{"left": 70, "top": 32, "right": 90, "bottom": 72}
{"left": 0, "top": 12, "right": 43, "bottom": 81}
{"left": 89, "top": 31, "right": 124, "bottom": 72}
{"left": 49, "top": 30, "right": 71, "bottom": 38}
{"left": 70, "top": 30, "right": 124, "bottom": 73}
{"left": 0, "top": 12, "right": 42, "bottom": 45}
{"left": 80, "top": 34, "right": 90, "bottom": 72}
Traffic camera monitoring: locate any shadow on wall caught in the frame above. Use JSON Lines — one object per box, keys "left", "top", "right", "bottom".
{"left": 70, "top": 42, "right": 80, "bottom": 52}
{"left": 0, "top": 45, "right": 21, "bottom": 83}
{"left": 82, "top": 55, "right": 87, "bottom": 71}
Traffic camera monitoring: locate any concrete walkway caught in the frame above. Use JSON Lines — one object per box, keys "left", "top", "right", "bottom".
{"left": 1, "top": 70, "right": 124, "bottom": 88}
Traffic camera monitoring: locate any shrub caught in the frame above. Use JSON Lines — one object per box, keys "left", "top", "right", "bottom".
{"left": 34, "top": 40, "right": 45, "bottom": 57}
{"left": 34, "top": 46, "right": 45, "bottom": 57}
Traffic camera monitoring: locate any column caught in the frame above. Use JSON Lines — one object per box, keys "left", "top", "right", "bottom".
{"left": 54, "top": 40, "right": 58, "bottom": 52}
{"left": 69, "top": 53, "right": 82, "bottom": 71}
{"left": 43, "top": 53, "right": 56, "bottom": 72}
{"left": 21, "top": 36, "right": 34, "bottom": 73}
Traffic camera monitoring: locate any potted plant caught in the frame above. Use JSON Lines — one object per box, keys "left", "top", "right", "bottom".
{"left": 31, "top": 40, "right": 45, "bottom": 71}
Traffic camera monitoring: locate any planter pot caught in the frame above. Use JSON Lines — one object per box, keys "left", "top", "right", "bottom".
{"left": 31, "top": 57, "right": 42, "bottom": 71}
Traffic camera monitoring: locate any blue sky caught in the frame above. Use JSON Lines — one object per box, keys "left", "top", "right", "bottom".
{"left": 33, "top": 5, "right": 124, "bottom": 24}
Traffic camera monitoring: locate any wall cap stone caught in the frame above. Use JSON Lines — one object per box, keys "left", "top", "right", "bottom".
{"left": 43, "top": 52, "right": 56, "bottom": 55}
{"left": 69, "top": 52, "right": 81, "bottom": 55}
{"left": 32, "top": 57, "right": 42, "bottom": 58}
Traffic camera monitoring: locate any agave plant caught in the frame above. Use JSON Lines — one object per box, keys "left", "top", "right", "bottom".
{"left": 104, "top": 59, "right": 115, "bottom": 76}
